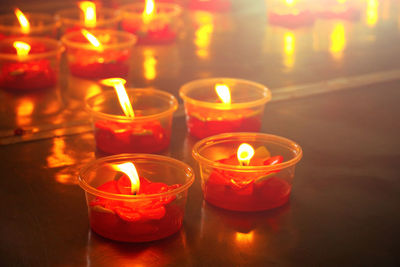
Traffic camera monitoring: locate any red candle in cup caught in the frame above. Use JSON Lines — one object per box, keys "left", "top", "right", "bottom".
{"left": 87, "top": 78, "right": 178, "bottom": 154}
{"left": 79, "top": 154, "right": 194, "bottom": 242}
{"left": 188, "top": 0, "right": 231, "bottom": 12}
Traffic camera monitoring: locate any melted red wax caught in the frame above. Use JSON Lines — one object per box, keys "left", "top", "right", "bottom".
{"left": 94, "top": 119, "right": 170, "bottom": 154}
{"left": 188, "top": 0, "right": 231, "bottom": 12}
{"left": 89, "top": 175, "right": 183, "bottom": 242}
{"left": 121, "top": 22, "right": 176, "bottom": 45}
{"left": 315, "top": 7, "right": 360, "bottom": 21}
{"left": 268, "top": 10, "right": 315, "bottom": 28}
{"left": 203, "top": 154, "right": 290, "bottom": 211}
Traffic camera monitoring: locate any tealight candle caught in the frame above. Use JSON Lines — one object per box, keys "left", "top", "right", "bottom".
{"left": 0, "top": 9, "right": 60, "bottom": 39}
{"left": 179, "top": 78, "right": 271, "bottom": 139}
{"left": 314, "top": 0, "right": 360, "bottom": 20}
{"left": 61, "top": 29, "right": 136, "bottom": 79}
{"left": 188, "top": 0, "right": 231, "bottom": 12}
{"left": 79, "top": 154, "right": 194, "bottom": 242}
{"left": 192, "top": 132, "right": 302, "bottom": 211}
{"left": 0, "top": 37, "right": 63, "bottom": 91}
{"left": 268, "top": 0, "right": 315, "bottom": 28}
{"left": 86, "top": 78, "right": 178, "bottom": 154}
{"left": 121, "top": 0, "right": 182, "bottom": 45}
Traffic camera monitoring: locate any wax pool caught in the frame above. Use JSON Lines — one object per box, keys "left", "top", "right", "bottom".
{"left": 89, "top": 174, "right": 183, "bottom": 242}
{"left": 95, "top": 119, "right": 170, "bottom": 154}
{"left": 203, "top": 153, "right": 290, "bottom": 211}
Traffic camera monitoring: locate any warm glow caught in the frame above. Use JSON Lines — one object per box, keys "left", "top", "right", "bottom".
{"left": 16, "top": 98, "right": 34, "bottom": 125}
{"left": 13, "top": 41, "right": 31, "bottom": 57}
{"left": 284, "top": 31, "right": 295, "bottom": 69}
{"left": 81, "top": 29, "right": 103, "bottom": 51}
{"left": 100, "top": 78, "right": 135, "bottom": 118}
{"left": 79, "top": 1, "right": 97, "bottom": 28}
{"left": 143, "top": 48, "right": 157, "bottom": 80}
{"left": 337, "top": 0, "right": 347, "bottom": 4}
{"left": 14, "top": 8, "right": 30, "bottom": 34}
{"left": 330, "top": 22, "right": 346, "bottom": 61}
{"left": 237, "top": 143, "right": 255, "bottom": 166}
{"left": 194, "top": 12, "right": 214, "bottom": 59}
{"left": 142, "top": 0, "right": 155, "bottom": 24}
{"left": 215, "top": 83, "right": 231, "bottom": 104}
{"left": 366, "top": 0, "right": 379, "bottom": 27}
{"left": 235, "top": 231, "right": 254, "bottom": 244}
{"left": 113, "top": 162, "right": 140, "bottom": 194}
{"left": 285, "top": 0, "right": 296, "bottom": 7}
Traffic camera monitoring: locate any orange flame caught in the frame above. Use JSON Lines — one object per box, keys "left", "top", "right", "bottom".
{"left": 79, "top": 1, "right": 97, "bottom": 28}
{"left": 14, "top": 8, "right": 30, "bottom": 34}
{"left": 113, "top": 162, "right": 140, "bottom": 194}
{"left": 100, "top": 78, "right": 135, "bottom": 118}
{"left": 81, "top": 29, "right": 103, "bottom": 51}
{"left": 143, "top": 0, "right": 155, "bottom": 24}
{"left": 13, "top": 41, "right": 31, "bottom": 57}
{"left": 215, "top": 83, "right": 231, "bottom": 104}
{"left": 237, "top": 143, "right": 255, "bottom": 166}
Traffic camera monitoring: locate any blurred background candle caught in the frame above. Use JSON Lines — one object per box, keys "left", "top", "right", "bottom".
{"left": 62, "top": 29, "right": 136, "bottom": 79}
{"left": 86, "top": 78, "right": 178, "bottom": 154}
{"left": 121, "top": 0, "right": 182, "bottom": 45}
{"left": 179, "top": 78, "right": 271, "bottom": 139}
{"left": 268, "top": 0, "right": 315, "bottom": 28}
{"left": 188, "top": 0, "right": 231, "bottom": 12}
{"left": 0, "top": 37, "right": 63, "bottom": 91}
{"left": 79, "top": 154, "right": 194, "bottom": 242}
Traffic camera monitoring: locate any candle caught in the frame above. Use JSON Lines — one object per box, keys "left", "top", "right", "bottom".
{"left": 192, "top": 133, "right": 302, "bottom": 211}
{"left": 121, "top": 1, "right": 182, "bottom": 45}
{"left": 0, "top": 37, "right": 63, "bottom": 91}
{"left": 62, "top": 29, "right": 136, "bottom": 79}
{"left": 79, "top": 154, "right": 194, "bottom": 242}
{"left": 188, "top": 0, "right": 231, "bottom": 12}
{"left": 86, "top": 78, "right": 178, "bottom": 154}
{"left": 268, "top": 0, "right": 315, "bottom": 28}
{"left": 314, "top": 0, "right": 360, "bottom": 21}
{"left": 0, "top": 9, "right": 59, "bottom": 39}
{"left": 180, "top": 78, "right": 271, "bottom": 139}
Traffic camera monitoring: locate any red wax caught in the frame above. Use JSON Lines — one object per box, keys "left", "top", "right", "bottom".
{"left": 268, "top": 11, "right": 315, "bottom": 28}
{"left": 94, "top": 119, "right": 170, "bottom": 154}
{"left": 89, "top": 175, "right": 183, "bottom": 242}
{"left": 121, "top": 22, "right": 176, "bottom": 45}
{"left": 189, "top": 0, "right": 231, "bottom": 12}
{"left": 203, "top": 154, "right": 290, "bottom": 211}
{"left": 315, "top": 7, "right": 360, "bottom": 21}
{"left": 186, "top": 109, "right": 262, "bottom": 139}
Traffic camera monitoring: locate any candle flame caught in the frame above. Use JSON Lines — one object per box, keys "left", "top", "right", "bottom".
{"left": 113, "top": 162, "right": 140, "bottom": 194}
{"left": 237, "top": 143, "right": 255, "bottom": 166}
{"left": 81, "top": 29, "right": 103, "bottom": 51}
{"left": 79, "top": 1, "right": 97, "bottom": 28}
{"left": 285, "top": 0, "right": 296, "bottom": 7}
{"left": 143, "top": 0, "right": 155, "bottom": 24}
{"left": 13, "top": 41, "right": 31, "bottom": 57}
{"left": 100, "top": 78, "right": 135, "bottom": 118}
{"left": 215, "top": 83, "right": 231, "bottom": 104}
{"left": 14, "top": 8, "right": 30, "bottom": 34}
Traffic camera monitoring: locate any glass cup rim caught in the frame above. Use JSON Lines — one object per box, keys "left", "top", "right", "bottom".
{"left": 86, "top": 88, "right": 178, "bottom": 122}
{"left": 78, "top": 153, "right": 195, "bottom": 200}
{"left": 55, "top": 7, "right": 122, "bottom": 26}
{"left": 0, "top": 13, "right": 61, "bottom": 34}
{"left": 61, "top": 29, "right": 137, "bottom": 50}
{"left": 192, "top": 132, "right": 303, "bottom": 172}
{"left": 122, "top": 2, "right": 183, "bottom": 17}
{"left": 0, "top": 36, "right": 64, "bottom": 61}
{"left": 179, "top": 77, "right": 271, "bottom": 110}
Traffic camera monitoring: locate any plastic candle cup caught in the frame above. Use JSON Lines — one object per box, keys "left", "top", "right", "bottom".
{"left": 121, "top": 1, "right": 182, "bottom": 45}
{"left": 0, "top": 37, "right": 63, "bottom": 91}
{"left": 179, "top": 78, "right": 271, "bottom": 139}
{"left": 86, "top": 86, "right": 178, "bottom": 154}
{"left": 78, "top": 153, "right": 195, "bottom": 242}
{"left": 192, "top": 132, "right": 302, "bottom": 212}
{"left": 62, "top": 29, "right": 136, "bottom": 79}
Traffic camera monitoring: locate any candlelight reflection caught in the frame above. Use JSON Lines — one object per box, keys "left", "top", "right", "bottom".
{"left": 235, "top": 230, "right": 254, "bottom": 246}
{"left": 47, "top": 137, "right": 76, "bottom": 168}
{"left": 143, "top": 48, "right": 157, "bottom": 81}
{"left": 16, "top": 98, "right": 34, "bottom": 126}
{"left": 194, "top": 11, "right": 214, "bottom": 60}
{"left": 330, "top": 22, "right": 346, "bottom": 61}
{"left": 283, "top": 30, "right": 295, "bottom": 69}
{"left": 366, "top": 0, "right": 379, "bottom": 27}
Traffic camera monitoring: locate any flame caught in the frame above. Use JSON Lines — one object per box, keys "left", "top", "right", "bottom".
{"left": 215, "top": 83, "right": 231, "bottom": 104}
{"left": 81, "top": 29, "right": 103, "bottom": 51}
{"left": 113, "top": 162, "right": 140, "bottom": 194}
{"left": 14, "top": 8, "right": 30, "bottom": 34}
{"left": 237, "top": 143, "right": 255, "bottom": 166}
{"left": 330, "top": 22, "right": 346, "bottom": 61}
{"left": 144, "top": 48, "right": 157, "bottom": 80}
{"left": 13, "top": 41, "right": 31, "bottom": 57}
{"left": 285, "top": 0, "right": 296, "bottom": 7}
{"left": 366, "top": 0, "right": 379, "bottom": 27}
{"left": 100, "top": 78, "right": 135, "bottom": 118}
{"left": 284, "top": 31, "right": 295, "bottom": 69}
{"left": 143, "top": 0, "right": 155, "bottom": 24}
{"left": 79, "top": 1, "right": 97, "bottom": 28}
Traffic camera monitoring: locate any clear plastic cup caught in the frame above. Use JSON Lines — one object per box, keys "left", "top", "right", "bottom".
{"left": 179, "top": 78, "right": 271, "bottom": 139}
{"left": 121, "top": 2, "right": 182, "bottom": 45}
{"left": 86, "top": 88, "right": 178, "bottom": 154}
{"left": 192, "top": 132, "right": 302, "bottom": 211}
{"left": 61, "top": 29, "right": 136, "bottom": 79}
{"left": 0, "top": 37, "right": 64, "bottom": 91}
{"left": 78, "top": 153, "right": 195, "bottom": 242}
{"left": 0, "top": 13, "right": 60, "bottom": 39}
